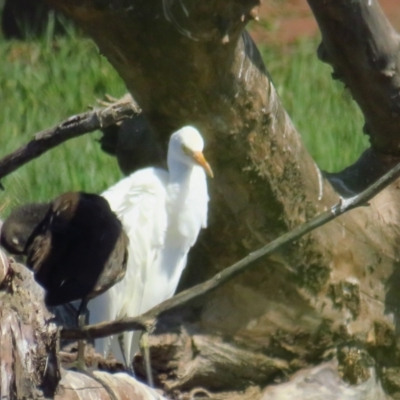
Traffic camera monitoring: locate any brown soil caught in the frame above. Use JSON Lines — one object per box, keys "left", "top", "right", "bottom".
{"left": 249, "top": 0, "right": 400, "bottom": 44}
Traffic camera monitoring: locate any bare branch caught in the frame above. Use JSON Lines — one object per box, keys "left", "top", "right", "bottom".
{"left": 61, "top": 158, "right": 400, "bottom": 341}
{"left": 308, "top": 0, "right": 400, "bottom": 196}
{"left": 308, "top": 0, "right": 400, "bottom": 154}
{"left": 0, "top": 99, "right": 140, "bottom": 183}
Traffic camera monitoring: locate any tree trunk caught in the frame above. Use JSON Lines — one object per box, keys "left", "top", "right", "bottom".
{"left": 7, "top": 0, "right": 400, "bottom": 398}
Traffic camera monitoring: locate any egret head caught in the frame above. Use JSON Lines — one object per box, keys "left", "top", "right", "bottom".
{"left": 168, "top": 126, "right": 213, "bottom": 177}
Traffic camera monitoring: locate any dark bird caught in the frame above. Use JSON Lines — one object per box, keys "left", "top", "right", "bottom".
{"left": 0, "top": 202, "right": 50, "bottom": 255}
{"left": 99, "top": 115, "right": 164, "bottom": 175}
{"left": 1, "top": 192, "right": 129, "bottom": 371}
{"left": 26, "top": 192, "right": 128, "bottom": 308}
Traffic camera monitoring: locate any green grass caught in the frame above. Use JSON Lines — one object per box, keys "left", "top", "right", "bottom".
{"left": 0, "top": 32, "right": 125, "bottom": 214}
{"left": 0, "top": 32, "right": 368, "bottom": 217}
{"left": 260, "top": 39, "right": 368, "bottom": 172}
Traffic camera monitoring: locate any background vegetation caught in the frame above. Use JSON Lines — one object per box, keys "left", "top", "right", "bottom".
{"left": 0, "top": 29, "right": 367, "bottom": 216}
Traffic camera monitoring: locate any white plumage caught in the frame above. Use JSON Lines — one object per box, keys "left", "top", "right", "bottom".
{"left": 88, "top": 126, "right": 212, "bottom": 365}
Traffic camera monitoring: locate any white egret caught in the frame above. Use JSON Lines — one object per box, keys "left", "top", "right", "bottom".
{"left": 88, "top": 125, "right": 213, "bottom": 366}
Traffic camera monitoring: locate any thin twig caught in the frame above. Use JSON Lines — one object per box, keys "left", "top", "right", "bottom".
{"left": 61, "top": 159, "right": 400, "bottom": 341}
{"left": 0, "top": 100, "right": 140, "bottom": 183}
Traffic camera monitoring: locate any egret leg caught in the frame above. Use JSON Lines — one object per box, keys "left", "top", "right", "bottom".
{"left": 76, "top": 298, "right": 88, "bottom": 371}
{"left": 76, "top": 298, "right": 118, "bottom": 400}
{"left": 140, "top": 331, "right": 154, "bottom": 387}
{"left": 118, "top": 334, "right": 135, "bottom": 375}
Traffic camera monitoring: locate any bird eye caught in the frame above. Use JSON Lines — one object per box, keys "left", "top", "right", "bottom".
{"left": 181, "top": 144, "right": 192, "bottom": 156}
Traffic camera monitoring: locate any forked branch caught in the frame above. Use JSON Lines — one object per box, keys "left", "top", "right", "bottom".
{"left": 308, "top": 0, "right": 400, "bottom": 153}
{"left": 0, "top": 99, "right": 140, "bottom": 183}
{"left": 61, "top": 158, "right": 400, "bottom": 341}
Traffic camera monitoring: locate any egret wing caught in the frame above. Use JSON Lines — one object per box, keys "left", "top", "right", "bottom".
{"left": 88, "top": 167, "right": 168, "bottom": 363}
{"left": 139, "top": 166, "right": 209, "bottom": 325}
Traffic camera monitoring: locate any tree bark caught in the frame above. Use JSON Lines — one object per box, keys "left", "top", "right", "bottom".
{"left": 309, "top": 0, "right": 400, "bottom": 153}
{"left": 0, "top": 249, "right": 169, "bottom": 399}
{"left": 311, "top": 0, "right": 400, "bottom": 194}
{"left": 56, "top": 369, "right": 166, "bottom": 400}
{"left": 0, "top": 252, "right": 60, "bottom": 400}
{"left": 9, "top": 0, "right": 400, "bottom": 398}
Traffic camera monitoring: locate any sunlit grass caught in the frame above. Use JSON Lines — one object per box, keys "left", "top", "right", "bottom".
{"left": 0, "top": 32, "right": 368, "bottom": 217}
{"left": 0, "top": 32, "right": 126, "bottom": 213}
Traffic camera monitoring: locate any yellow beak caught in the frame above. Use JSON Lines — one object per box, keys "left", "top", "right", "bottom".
{"left": 192, "top": 151, "right": 214, "bottom": 178}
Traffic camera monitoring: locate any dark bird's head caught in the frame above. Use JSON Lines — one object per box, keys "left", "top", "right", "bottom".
{"left": 99, "top": 116, "right": 164, "bottom": 175}
{"left": 0, "top": 202, "right": 50, "bottom": 255}
{"left": 25, "top": 191, "right": 128, "bottom": 307}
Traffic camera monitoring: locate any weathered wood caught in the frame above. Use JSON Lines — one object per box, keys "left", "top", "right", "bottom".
{"left": 56, "top": 369, "right": 167, "bottom": 400}
{"left": 0, "top": 98, "right": 139, "bottom": 183}
{"left": 0, "top": 254, "right": 60, "bottom": 399}
{"left": 62, "top": 156, "right": 400, "bottom": 342}
{"left": 0, "top": 250, "right": 171, "bottom": 399}
{"left": 308, "top": 0, "right": 400, "bottom": 154}
{"left": 14, "top": 0, "right": 400, "bottom": 398}
{"left": 309, "top": 0, "right": 400, "bottom": 194}
{"left": 260, "top": 359, "right": 390, "bottom": 400}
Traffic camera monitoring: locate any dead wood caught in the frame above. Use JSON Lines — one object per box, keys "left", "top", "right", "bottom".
{"left": 309, "top": 0, "right": 400, "bottom": 153}
{"left": 5, "top": 0, "right": 400, "bottom": 398}
{"left": 62, "top": 156, "right": 400, "bottom": 342}
{"left": 0, "top": 254, "right": 60, "bottom": 399}
{"left": 260, "top": 359, "right": 390, "bottom": 400}
{"left": 308, "top": 0, "right": 400, "bottom": 193}
{"left": 0, "top": 98, "right": 139, "bottom": 184}
{"left": 0, "top": 251, "right": 171, "bottom": 399}
{"left": 56, "top": 369, "right": 167, "bottom": 400}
